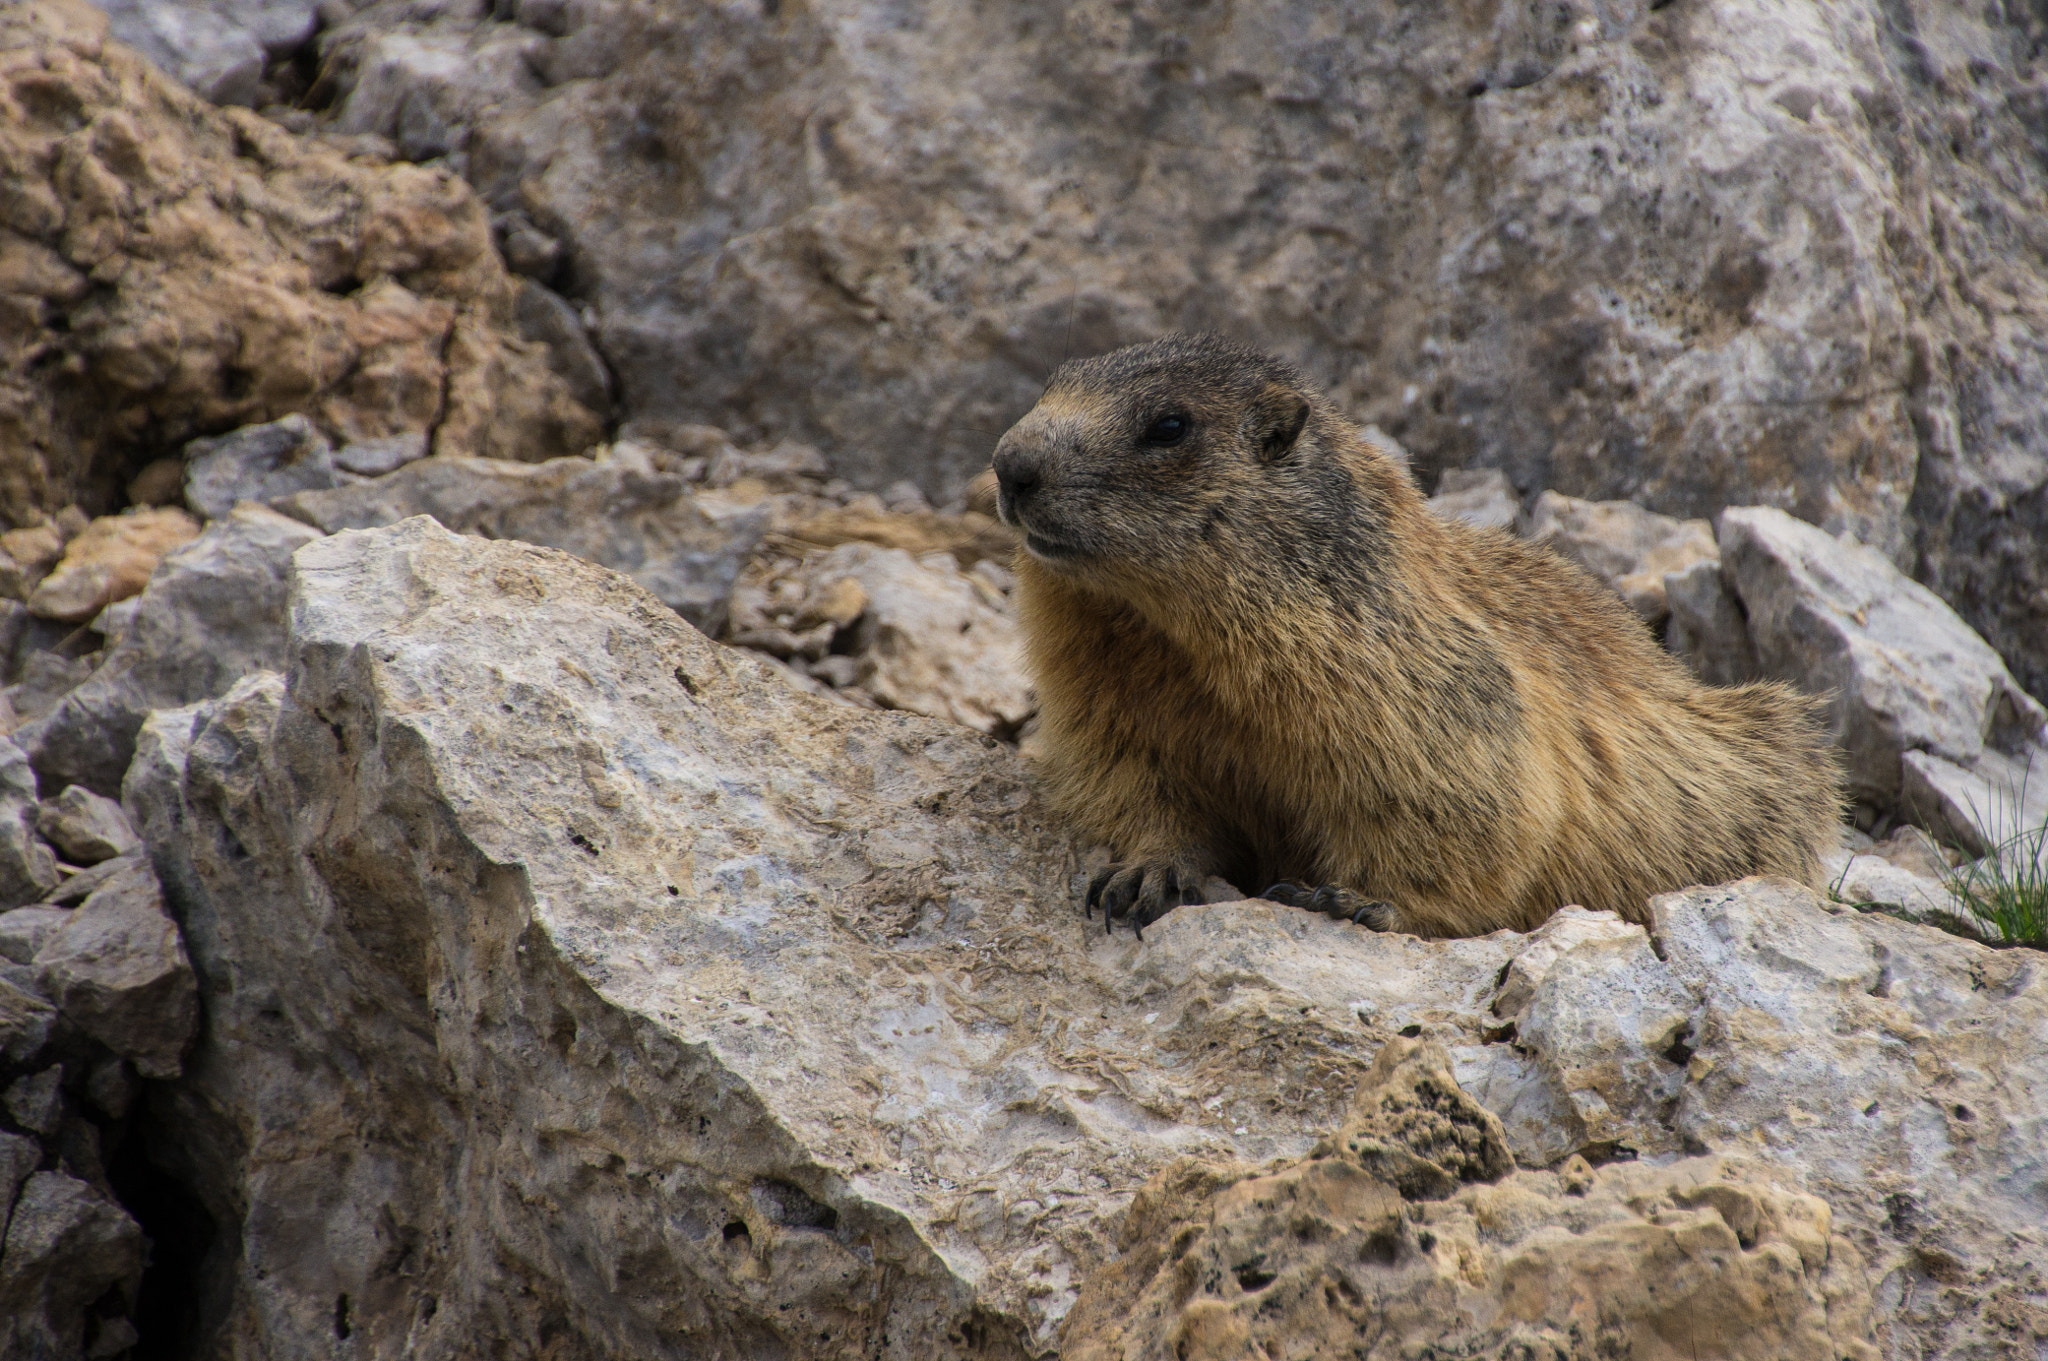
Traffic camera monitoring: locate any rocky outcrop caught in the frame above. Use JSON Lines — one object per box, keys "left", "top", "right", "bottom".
{"left": 1063, "top": 1046, "right": 1878, "bottom": 1361}
{"left": 0, "top": 0, "right": 602, "bottom": 528}
{"left": 18, "top": 503, "right": 320, "bottom": 796}
{"left": 1667, "top": 505, "right": 2047, "bottom": 837}
{"left": 297, "top": 0, "right": 2048, "bottom": 695}
{"left": 126, "top": 519, "right": 2048, "bottom": 1359}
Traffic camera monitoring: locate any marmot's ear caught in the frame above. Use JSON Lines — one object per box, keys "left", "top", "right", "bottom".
{"left": 1248, "top": 385, "right": 1310, "bottom": 463}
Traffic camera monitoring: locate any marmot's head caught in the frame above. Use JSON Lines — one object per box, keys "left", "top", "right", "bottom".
{"left": 991, "top": 334, "right": 1385, "bottom": 601}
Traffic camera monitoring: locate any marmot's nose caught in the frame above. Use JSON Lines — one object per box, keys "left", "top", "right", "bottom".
{"left": 992, "top": 446, "right": 1040, "bottom": 499}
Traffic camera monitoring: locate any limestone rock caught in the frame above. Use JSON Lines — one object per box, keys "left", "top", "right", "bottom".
{"left": 1317, "top": 1037, "right": 1513, "bottom": 1200}
{"left": 0, "top": 737, "right": 59, "bottom": 910}
{"left": 1719, "top": 506, "right": 2048, "bottom": 807}
{"left": 1663, "top": 556, "right": 1763, "bottom": 686}
{"left": 46, "top": 852, "right": 143, "bottom": 908}
{"left": 183, "top": 415, "right": 340, "bottom": 521}
{"left": 332, "top": 431, "right": 428, "bottom": 478}
{"left": 1062, "top": 1148, "right": 1876, "bottom": 1361}
{"left": 16, "top": 504, "right": 321, "bottom": 796}
{"left": 0, "top": 1131, "right": 38, "bottom": 1227}
{"left": 274, "top": 449, "right": 764, "bottom": 633}
{"left": 118, "top": 518, "right": 2047, "bottom": 1360}
{"left": 0, "top": 0, "right": 600, "bottom": 529}
{"left": 729, "top": 542, "right": 1033, "bottom": 735}
{"left": 3, "top": 1066, "right": 64, "bottom": 1139}
{"left": 303, "top": 0, "right": 2048, "bottom": 695}
{"left": 1899, "top": 745, "right": 2048, "bottom": 867}
{"left": 1523, "top": 490, "right": 1718, "bottom": 626}
{"left": 23, "top": 507, "right": 202, "bottom": 624}
{"left": 34, "top": 857, "right": 196, "bottom": 1079}
{"left": 89, "top": 0, "right": 317, "bottom": 106}
{"left": 0, "top": 972, "right": 57, "bottom": 1069}
{"left": 0, "top": 1171, "right": 146, "bottom": 1361}
{"left": 36, "top": 788, "right": 141, "bottom": 865}
{"left": 1423, "top": 467, "right": 1519, "bottom": 531}
{"left": 0, "top": 908, "right": 72, "bottom": 966}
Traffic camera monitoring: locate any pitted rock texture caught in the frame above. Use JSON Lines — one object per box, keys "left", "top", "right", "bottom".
{"left": 122, "top": 519, "right": 2048, "bottom": 1360}
{"left": 0, "top": 0, "right": 601, "bottom": 528}
{"left": 304, "top": 0, "right": 2048, "bottom": 694}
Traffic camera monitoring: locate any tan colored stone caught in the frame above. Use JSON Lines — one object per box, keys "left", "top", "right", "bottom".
{"left": 1524, "top": 491, "right": 1719, "bottom": 626}
{"left": 24, "top": 506, "right": 199, "bottom": 622}
{"left": 0, "top": 0, "right": 601, "bottom": 529}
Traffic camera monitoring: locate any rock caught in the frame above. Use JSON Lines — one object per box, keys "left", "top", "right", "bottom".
{"left": 16, "top": 504, "right": 322, "bottom": 796}
{"left": 3, "top": 1066, "right": 65, "bottom": 1139}
{"left": 124, "top": 457, "right": 186, "bottom": 508}
{"left": 0, "top": 0, "right": 601, "bottom": 530}
{"left": 0, "top": 1131, "right": 38, "bottom": 1228}
{"left": 1, "top": 652, "right": 97, "bottom": 732}
{"left": 1899, "top": 746, "right": 2048, "bottom": 867}
{"left": 1064, "top": 1147, "right": 1875, "bottom": 1361}
{"left": 332, "top": 431, "right": 428, "bottom": 478}
{"left": 1423, "top": 467, "right": 1519, "bottom": 531}
{"left": 121, "top": 518, "right": 2048, "bottom": 1359}
{"left": 1718, "top": 506, "right": 2048, "bottom": 809}
{"left": 1488, "top": 904, "right": 1643, "bottom": 1024}
{"left": 1317, "top": 1037, "right": 1514, "bottom": 1199}
{"left": 182, "top": 415, "right": 339, "bottom": 520}
{"left": 0, "top": 1171, "right": 146, "bottom": 1361}
{"left": 46, "top": 853, "right": 143, "bottom": 908}
{"left": 1523, "top": 491, "right": 1719, "bottom": 626}
{"left": 304, "top": 0, "right": 2048, "bottom": 696}
{"left": 513, "top": 280, "right": 612, "bottom": 416}
{"left": 23, "top": 507, "right": 202, "bottom": 624}
{"left": 1664, "top": 556, "right": 1764, "bottom": 686}
{"left": 0, "top": 972, "right": 57, "bottom": 1069}
{"left": 89, "top": 0, "right": 319, "bottom": 106}
{"left": 274, "top": 449, "right": 765, "bottom": 633}
{"left": 0, "top": 737, "right": 59, "bottom": 910}
{"left": 35, "top": 789, "right": 141, "bottom": 866}
{"left": 33, "top": 857, "right": 196, "bottom": 1080}
{"left": 0, "top": 908, "right": 72, "bottom": 966}
{"left": 729, "top": 543, "right": 1033, "bottom": 735}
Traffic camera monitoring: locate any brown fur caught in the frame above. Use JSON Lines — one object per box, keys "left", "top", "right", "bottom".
{"left": 991, "top": 333, "right": 1842, "bottom": 937}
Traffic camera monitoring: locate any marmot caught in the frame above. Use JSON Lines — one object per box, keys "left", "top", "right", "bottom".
{"left": 991, "top": 333, "right": 1841, "bottom": 937}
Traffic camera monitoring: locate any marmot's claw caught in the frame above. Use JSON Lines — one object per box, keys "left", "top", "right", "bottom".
{"left": 1088, "top": 859, "right": 1204, "bottom": 936}
{"left": 1268, "top": 882, "right": 1401, "bottom": 932}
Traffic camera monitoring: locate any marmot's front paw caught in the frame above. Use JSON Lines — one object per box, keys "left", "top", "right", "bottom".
{"left": 1086, "top": 857, "right": 1207, "bottom": 935}
{"left": 1263, "top": 882, "right": 1402, "bottom": 932}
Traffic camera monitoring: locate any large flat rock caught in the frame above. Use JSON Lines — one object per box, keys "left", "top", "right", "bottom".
{"left": 128, "top": 519, "right": 2048, "bottom": 1358}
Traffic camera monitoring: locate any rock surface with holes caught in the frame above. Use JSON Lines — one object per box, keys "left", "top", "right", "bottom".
{"left": 1061, "top": 1040, "right": 1879, "bottom": 1361}
{"left": 297, "top": 0, "right": 2048, "bottom": 700}
{"left": 115, "top": 518, "right": 2048, "bottom": 1360}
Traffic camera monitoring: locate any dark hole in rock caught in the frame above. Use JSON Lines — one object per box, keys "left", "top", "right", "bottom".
{"left": 1360, "top": 1227, "right": 1402, "bottom": 1266}
{"left": 1659, "top": 1022, "right": 1696, "bottom": 1067}
{"left": 722, "top": 1220, "right": 750, "bottom": 1242}
{"left": 751, "top": 1179, "right": 839, "bottom": 1231}
{"left": 108, "top": 1121, "right": 220, "bottom": 1360}
{"left": 1397, "top": 1024, "right": 1422, "bottom": 1038}
{"left": 334, "top": 1293, "right": 351, "bottom": 1340}
{"left": 1233, "top": 1261, "right": 1277, "bottom": 1292}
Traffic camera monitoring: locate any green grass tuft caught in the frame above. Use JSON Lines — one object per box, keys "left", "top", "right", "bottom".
{"left": 1940, "top": 764, "right": 2048, "bottom": 951}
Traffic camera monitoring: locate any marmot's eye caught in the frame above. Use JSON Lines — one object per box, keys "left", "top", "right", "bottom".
{"left": 1140, "top": 414, "right": 1190, "bottom": 446}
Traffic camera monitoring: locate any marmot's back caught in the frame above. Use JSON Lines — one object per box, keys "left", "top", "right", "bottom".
{"left": 991, "top": 333, "right": 1842, "bottom": 937}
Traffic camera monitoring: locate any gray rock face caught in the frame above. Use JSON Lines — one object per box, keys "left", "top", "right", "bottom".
{"left": 91, "top": 0, "right": 271, "bottom": 105}
{"left": 35, "top": 788, "right": 141, "bottom": 866}
{"left": 274, "top": 448, "right": 767, "bottom": 633}
{"left": 0, "top": 739, "right": 58, "bottom": 912}
{"left": 34, "top": 853, "right": 197, "bottom": 1080}
{"left": 1715, "top": 506, "right": 2047, "bottom": 809}
{"left": 304, "top": 0, "right": 2048, "bottom": 695}
{"left": 184, "top": 415, "right": 341, "bottom": 521}
{"left": 0, "top": 1171, "right": 147, "bottom": 1361}
{"left": 126, "top": 519, "right": 2047, "bottom": 1359}
{"left": 0, "top": 973, "right": 56, "bottom": 1069}
{"left": 0, "top": 909, "right": 71, "bottom": 967}
{"left": 16, "top": 505, "right": 323, "bottom": 797}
